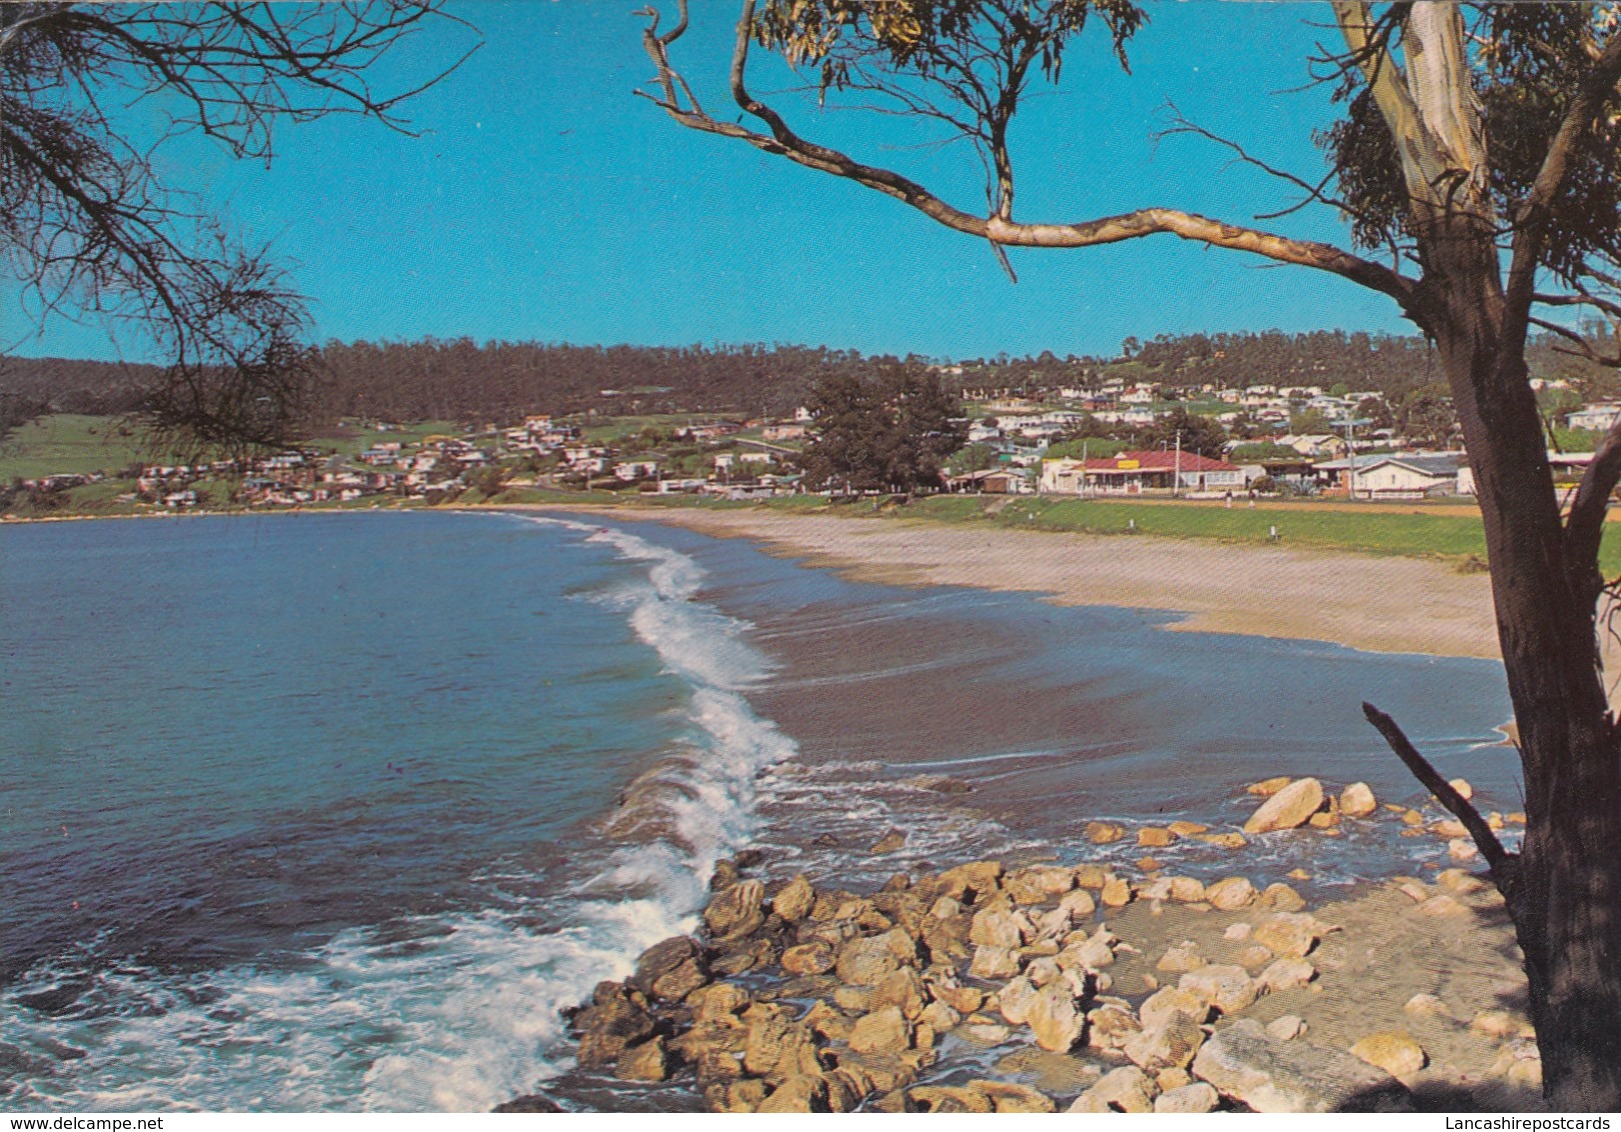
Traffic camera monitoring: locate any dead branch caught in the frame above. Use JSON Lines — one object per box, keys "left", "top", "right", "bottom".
{"left": 1362, "top": 702, "right": 1516, "bottom": 888}
{"left": 638, "top": 0, "right": 1419, "bottom": 314}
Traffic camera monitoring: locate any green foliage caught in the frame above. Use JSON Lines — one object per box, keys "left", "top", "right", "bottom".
{"left": 1397, "top": 382, "right": 1459, "bottom": 447}
{"left": 801, "top": 362, "right": 967, "bottom": 492}
{"left": 945, "top": 442, "right": 1000, "bottom": 474}
{"left": 1229, "top": 442, "right": 1303, "bottom": 462}
{"left": 1288, "top": 409, "right": 1331, "bottom": 436}
{"left": 1135, "top": 406, "right": 1228, "bottom": 459}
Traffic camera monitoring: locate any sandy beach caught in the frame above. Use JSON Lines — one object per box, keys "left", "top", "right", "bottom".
{"left": 505, "top": 505, "right": 1503, "bottom": 661}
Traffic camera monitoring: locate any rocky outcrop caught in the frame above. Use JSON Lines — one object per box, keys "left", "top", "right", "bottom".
{"left": 1244, "top": 778, "right": 1325, "bottom": 834}
{"left": 1192, "top": 1020, "right": 1411, "bottom": 1112}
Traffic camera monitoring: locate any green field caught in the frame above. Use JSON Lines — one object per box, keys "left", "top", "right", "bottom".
{"left": 0, "top": 415, "right": 153, "bottom": 480}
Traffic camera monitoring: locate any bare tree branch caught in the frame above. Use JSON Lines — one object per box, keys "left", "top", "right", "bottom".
{"left": 1362, "top": 702, "right": 1515, "bottom": 884}
{"left": 639, "top": 0, "right": 1419, "bottom": 313}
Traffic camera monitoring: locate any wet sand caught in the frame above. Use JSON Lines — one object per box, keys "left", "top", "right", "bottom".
{"left": 504, "top": 505, "right": 1502, "bottom": 661}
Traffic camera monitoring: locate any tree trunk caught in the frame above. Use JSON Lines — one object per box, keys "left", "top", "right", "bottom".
{"left": 1423, "top": 215, "right": 1621, "bottom": 1110}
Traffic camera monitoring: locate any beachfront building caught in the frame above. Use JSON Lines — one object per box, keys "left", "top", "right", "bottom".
{"left": 1315, "top": 452, "right": 1470, "bottom": 499}
{"left": 1040, "top": 450, "right": 1244, "bottom": 496}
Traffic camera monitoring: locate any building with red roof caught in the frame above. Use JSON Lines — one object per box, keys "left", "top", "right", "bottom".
{"left": 1040, "top": 449, "right": 1245, "bottom": 496}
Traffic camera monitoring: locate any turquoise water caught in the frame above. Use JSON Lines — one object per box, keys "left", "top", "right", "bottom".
{"left": 0, "top": 509, "right": 1519, "bottom": 1110}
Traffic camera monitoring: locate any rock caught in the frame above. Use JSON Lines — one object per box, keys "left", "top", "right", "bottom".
{"left": 1448, "top": 839, "right": 1479, "bottom": 863}
{"left": 849, "top": 1005, "right": 911, "bottom": 1054}
{"left": 1403, "top": 993, "right": 1448, "bottom": 1018}
{"left": 615, "top": 1036, "right": 668, "bottom": 1082}
{"left": 1266, "top": 1015, "right": 1306, "bottom": 1041}
{"left": 574, "top": 984, "right": 657, "bottom": 1069}
{"left": 705, "top": 879, "right": 766, "bottom": 942}
{"left": 774, "top": 875, "right": 816, "bottom": 922}
{"left": 1288, "top": 868, "right": 1312, "bottom": 881}
{"left": 704, "top": 1079, "right": 769, "bottom": 1113}
{"left": 1026, "top": 983, "right": 1084, "bottom": 1051}
{"left": 1430, "top": 818, "right": 1469, "bottom": 839}
{"left": 803, "top": 1001, "right": 852, "bottom": 1042}
{"left": 1244, "top": 778, "right": 1325, "bottom": 834}
{"left": 836, "top": 1048, "right": 926, "bottom": 1094}
{"left": 992, "top": 973, "right": 1043, "bottom": 1024}
{"left": 1490, "top": 1039, "right": 1542, "bottom": 1087}
{"left": 961, "top": 1021, "right": 1012, "bottom": 1044}
{"left": 1179, "top": 965, "right": 1258, "bottom": 1015}
{"left": 970, "top": 944, "right": 1022, "bottom": 979}
{"left": 1253, "top": 914, "right": 1319, "bottom": 957}
{"left": 1205, "top": 877, "right": 1257, "bottom": 911}
{"left": 1140, "top": 986, "right": 1211, "bottom": 1029}
{"left": 1100, "top": 876, "right": 1133, "bottom": 907}
{"left": 1350, "top": 1031, "right": 1427, "bottom": 1077}
{"left": 929, "top": 980, "right": 983, "bottom": 1015}
{"left": 1002, "top": 866, "right": 1075, "bottom": 904}
{"left": 1257, "top": 958, "right": 1316, "bottom": 993}
{"left": 1086, "top": 1002, "right": 1142, "bottom": 1051}
{"left": 909, "top": 1085, "right": 992, "bottom": 1114}
{"left": 1071, "top": 1065, "right": 1158, "bottom": 1113}
{"left": 1339, "top": 782, "right": 1378, "bottom": 818}
{"left": 1169, "top": 876, "right": 1207, "bottom": 903}
{"left": 1448, "top": 777, "right": 1474, "bottom": 801}
{"left": 836, "top": 931, "right": 913, "bottom": 986}
{"left": 1247, "top": 776, "right": 1293, "bottom": 797}
{"left": 1156, "top": 1067, "right": 1193, "bottom": 1092}
{"left": 919, "top": 1000, "right": 960, "bottom": 1032}
{"left": 743, "top": 1009, "right": 822, "bottom": 1079}
{"left": 1224, "top": 923, "right": 1252, "bottom": 942}
{"left": 1471, "top": 1010, "right": 1523, "bottom": 1038}
{"left": 1235, "top": 944, "right": 1276, "bottom": 970}
{"left": 1169, "top": 820, "right": 1209, "bottom": 836}
{"left": 1058, "top": 888, "right": 1096, "bottom": 917}
{"left": 1084, "top": 821, "right": 1127, "bottom": 844}
{"left": 969, "top": 906, "right": 1027, "bottom": 950}
{"left": 833, "top": 985, "right": 873, "bottom": 1013}
{"left": 938, "top": 859, "right": 1003, "bottom": 901}
{"left": 632, "top": 936, "right": 711, "bottom": 1003}
{"left": 781, "top": 940, "right": 836, "bottom": 975}
{"left": 1072, "top": 862, "right": 1110, "bottom": 889}
{"left": 1195, "top": 831, "right": 1250, "bottom": 850}
{"left": 1156, "top": 1081, "right": 1220, "bottom": 1113}
{"left": 1436, "top": 868, "right": 1487, "bottom": 895}
{"left": 870, "top": 967, "right": 928, "bottom": 1019}
{"left": 688, "top": 981, "right": 751, "bottom": 1023}
{"left": 1256, "top": 883, "right": 1307, "bottom": 913}
{"left": 1125, "top": 1011, "right": 1207, "bottom": 1070}
{"left": 1025, "top": 955, "right": 1062, "bottom": 987}
{"left": 1157, "top": 945, "right": 1206, "bottom": 974}
{"left": 868, "top": 829, "right": 906, "bottom": 854}
{"left": 969, "top": 1080, "right": 1057, "bottom": 1113}
{"left": 1193, "top": 1020, "right": 1410, "bottom": 1112}
{"left": 757, "top": 1074, "right": 830, "bottom": 1113}
{"left": 1057, "top": 933, "right": 1114, "bottom": 972}
{"left": 1138, "top": 826, "right": 1176, "bottom": 847}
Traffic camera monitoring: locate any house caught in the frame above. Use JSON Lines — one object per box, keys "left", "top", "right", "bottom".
{"left": 1315, "top": 452, "right": 1469, "bottom": 498}
{"left": 1568, "top": 404, "right": 1621, "bottom": 432}
{"left": 762, "top": 422, "right": 807, "bottom": 442}
{"left": 1277, "top": 433, "right": 1348, "bottom": 459}
{"left": 613, "top": 459, "right": 662, "bottom": 481}
{"left": 1040, "top": 450, "right": 1244, "bottom": 495}
{"left": 947, "top": 468, "right": 1032, "bottom": 494}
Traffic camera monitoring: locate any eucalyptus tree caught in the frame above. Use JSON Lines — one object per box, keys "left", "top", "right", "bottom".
{"left": 1, "top": 2, "right": 473, "bottom": 455}
{"left": 638, "top": 0, "right": 1621, "bottom": 1107}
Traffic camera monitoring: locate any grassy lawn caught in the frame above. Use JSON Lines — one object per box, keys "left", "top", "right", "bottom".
{"left": 310, "top": 419, "right": 463, "bottom": 458}
{"left": 0, "top": 414, "right": 152, "bottom": 479}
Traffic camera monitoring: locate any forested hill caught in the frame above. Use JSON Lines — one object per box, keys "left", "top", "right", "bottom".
{"left": 5, "top": 328, "right": 1612, "bottom": 431}
{"left": 312, "top": 340, "right": 856, "bottom": 421}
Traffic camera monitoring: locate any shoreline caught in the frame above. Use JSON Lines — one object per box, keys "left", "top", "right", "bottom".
{"left": 496, "top": 503, "right": 1504, "bottom": 662}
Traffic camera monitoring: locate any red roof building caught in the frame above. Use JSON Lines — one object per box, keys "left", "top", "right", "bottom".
{"left": 1041, "top": 449, "right": 1245, "bottom": 495}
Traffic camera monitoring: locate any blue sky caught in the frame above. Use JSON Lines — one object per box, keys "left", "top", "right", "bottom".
{"left": 8, "top": 1, "right": 1417, "bottom": 364}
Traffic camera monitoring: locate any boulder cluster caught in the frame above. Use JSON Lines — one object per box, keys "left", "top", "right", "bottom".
{"left": 539, "top": 774, "right": 1537, "bottom": 1113}
{"left": 562, "top": 851, "right": 1418, "bottom": 1112}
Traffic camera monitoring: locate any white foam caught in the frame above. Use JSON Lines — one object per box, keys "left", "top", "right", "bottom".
{"left": 3, "top": 516, "right": 799, "bottom": 1111}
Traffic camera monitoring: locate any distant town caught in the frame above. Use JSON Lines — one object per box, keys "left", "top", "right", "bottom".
{"left": 6, "top": 366, "right": 1614, "bottom": 518}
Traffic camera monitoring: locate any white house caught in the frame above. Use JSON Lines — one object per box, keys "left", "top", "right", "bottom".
{"left": 1568, "top": 404, "right": 1621, "bottom": 432}
{"left": 1316, "top": 452, "right": 1469, "bottom": 498}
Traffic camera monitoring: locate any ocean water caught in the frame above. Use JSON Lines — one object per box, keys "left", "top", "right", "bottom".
{"left": 0, "top": 509, "right": 1520, "bottom": 1110}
